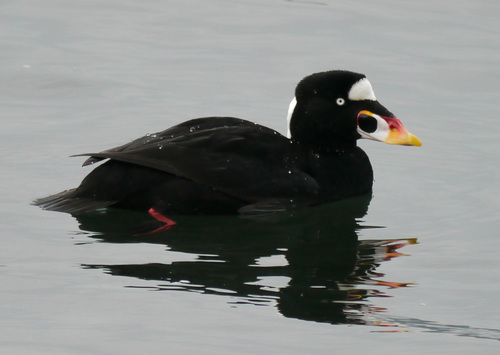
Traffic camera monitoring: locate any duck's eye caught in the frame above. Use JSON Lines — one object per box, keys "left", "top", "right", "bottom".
{"left": 336, "top": 98, "right": 345, "bottom": 106}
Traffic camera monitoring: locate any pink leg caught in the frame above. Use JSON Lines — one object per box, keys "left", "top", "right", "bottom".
{"left": 145, "top": 207, "right": 177, "bottom": 234}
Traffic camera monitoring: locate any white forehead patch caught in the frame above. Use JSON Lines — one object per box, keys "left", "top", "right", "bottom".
{"left": 348, "top": 78, "right": 376, "bottom": 101}
{"left": 286, "top": 96, "right": 297, "bottom": 138}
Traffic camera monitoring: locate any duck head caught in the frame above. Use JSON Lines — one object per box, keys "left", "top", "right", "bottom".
{"left": 287, "top": 70, "right": 421, "bottom": 150}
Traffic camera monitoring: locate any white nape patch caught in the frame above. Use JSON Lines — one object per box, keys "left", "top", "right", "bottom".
{"left": 348, "top": 78, "right": 376, "bottom": 101}
{"left": 286, "top": 97, "right": 297, "bottom": 138}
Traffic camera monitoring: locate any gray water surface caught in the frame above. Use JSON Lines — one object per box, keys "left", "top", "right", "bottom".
{"left": 1, "top": 0, "right": 499, "bottom": 353}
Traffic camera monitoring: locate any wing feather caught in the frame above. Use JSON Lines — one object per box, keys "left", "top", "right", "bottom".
{"left": 74, "top": 117, "right": 319, "bottom": 204}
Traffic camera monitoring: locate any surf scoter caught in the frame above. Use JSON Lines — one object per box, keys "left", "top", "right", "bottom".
{"left": 35, "top": 70, "right": 421, "bottom": 223}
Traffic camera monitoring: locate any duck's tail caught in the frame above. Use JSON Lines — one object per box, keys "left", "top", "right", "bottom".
{"left": 33, "top": 189, "right": 115, "bottom": 214}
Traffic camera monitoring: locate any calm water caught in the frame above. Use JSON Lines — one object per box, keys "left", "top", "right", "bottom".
{"left": 1, "top": 0, "right": 499, "bottom": 353}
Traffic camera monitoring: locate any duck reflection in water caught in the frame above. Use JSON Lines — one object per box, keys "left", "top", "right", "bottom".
{"left": 76, "top": 194, "right": 416, "bottom": 326}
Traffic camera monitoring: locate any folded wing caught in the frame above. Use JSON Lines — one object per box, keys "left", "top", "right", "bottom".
{"left": 75, "top": 117, "right": 319, "bottom": 207}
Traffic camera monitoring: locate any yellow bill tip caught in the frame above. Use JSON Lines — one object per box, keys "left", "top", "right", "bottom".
{"left": 409, "top": 133, "right": 422, "bottom": 147}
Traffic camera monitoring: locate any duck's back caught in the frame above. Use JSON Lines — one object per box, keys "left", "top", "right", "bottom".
{"left": 38, "top": 117, "right": 321, "bottom": 215}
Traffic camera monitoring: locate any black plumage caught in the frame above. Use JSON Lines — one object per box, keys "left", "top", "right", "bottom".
{"left": 35, "top": 70, "right": 420, "bottom": 216}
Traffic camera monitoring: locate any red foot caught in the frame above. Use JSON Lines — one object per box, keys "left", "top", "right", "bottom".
{"left": 145, "top": 207, "right": 177, "bottom": 234}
